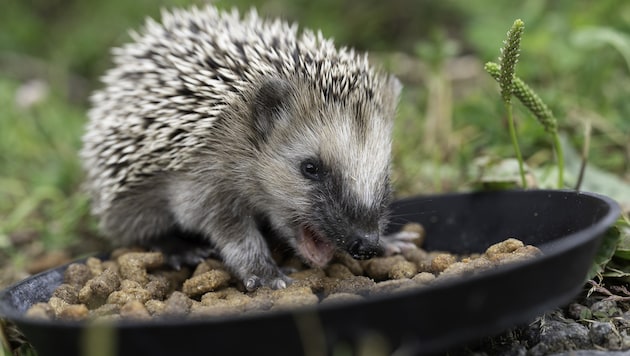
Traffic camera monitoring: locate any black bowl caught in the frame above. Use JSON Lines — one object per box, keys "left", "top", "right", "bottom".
{"left": 0, "top": 190, "right": 620, "bottom": 356}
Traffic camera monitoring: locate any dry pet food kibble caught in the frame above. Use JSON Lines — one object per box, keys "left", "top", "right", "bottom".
{"left": 26, "top": 224, "right": 542, "bottom": 322}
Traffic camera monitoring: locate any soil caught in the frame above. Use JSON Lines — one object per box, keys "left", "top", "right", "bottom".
{"left": 447, "top": 280, "right": 630, "bottom": 355}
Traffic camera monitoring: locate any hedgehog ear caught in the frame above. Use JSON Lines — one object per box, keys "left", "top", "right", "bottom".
{"left": 251, "top": 78, "right": 293, "bottom": 138}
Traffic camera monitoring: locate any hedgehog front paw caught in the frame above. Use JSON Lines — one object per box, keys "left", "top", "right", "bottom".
{"left": 244, "top": 274, "right": 292, "bottom": 291}
{"left": 380, "top": 228, "right": 423, "bottom": 256}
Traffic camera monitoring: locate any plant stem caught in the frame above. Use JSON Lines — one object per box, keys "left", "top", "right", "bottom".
{"left": 505, "top": 101, "right": 527, "bottom": 187}
{"left": 552, "top": 132, "right": 564, "bottom": 189}
{"left": 486, "top": 61, "right": 565, "bottom": 188}
{"left": 575, "top": 121, "right": 591, "bottom": 191}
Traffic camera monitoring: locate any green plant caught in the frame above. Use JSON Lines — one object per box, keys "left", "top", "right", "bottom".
{"left": 484, "top": 19, "right": 565, "bottom": 189}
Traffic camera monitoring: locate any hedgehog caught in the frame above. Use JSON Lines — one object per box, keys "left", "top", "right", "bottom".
{"left": 81, "top": 5, "right": 402, "bottom": 291}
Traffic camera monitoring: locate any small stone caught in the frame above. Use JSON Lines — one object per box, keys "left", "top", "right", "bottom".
{"left": 567, "top": 303, "right": 592, "bottom": 320}
{"left": 589, "top": 321, "right": 621, "bottom": 349}
{"left": 590, "top": 299, "right": 622, "bottom": 320}
{"left": 525, "top": 315, "right": 590, "bottom": 354}
{"left": 621, "top": 329, "right": 630, "bottom": 350}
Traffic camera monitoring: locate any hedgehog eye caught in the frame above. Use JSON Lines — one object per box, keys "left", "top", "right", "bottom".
{"left": 300, "top": 160, "right": 322, "bottom": 181}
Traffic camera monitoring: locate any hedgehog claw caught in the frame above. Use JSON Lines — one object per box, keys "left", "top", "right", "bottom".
{"left": 245, "top": 276, "right": 262, "bottom": 291}
{"left": 168, "top": 258, "right": 182, "bottom": 271}
{"left": 243, "top": 274, "right": 291, "bottom": 291}
{"left": 271, "top": 276, "right": 291, "bottom": 290}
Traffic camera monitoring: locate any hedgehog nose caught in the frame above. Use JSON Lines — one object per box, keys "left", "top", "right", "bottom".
{"left": 347, "top": 231, "right": 382, "bottom": 260}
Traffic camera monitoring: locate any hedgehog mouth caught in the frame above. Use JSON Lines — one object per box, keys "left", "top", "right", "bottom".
{"left": 297, "top": 225, "right": 336, "bottom": 268}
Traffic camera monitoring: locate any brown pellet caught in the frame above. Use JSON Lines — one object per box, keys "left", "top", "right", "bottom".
{"left": 26, "top": 226, "right": 542, "bottom": 322}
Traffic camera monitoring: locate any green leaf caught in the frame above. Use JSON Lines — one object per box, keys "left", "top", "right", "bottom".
{"left": 572, "top": 26, "right": 630, "bottom": 72}
{"left": 471, "top": 157, "right": 527, "bottom": 190}
{"left": 560, "top": 135, "right": 630, "bottom": 208}
{"left": 587, "top": 223, "right": 621, "bottom": 280}
{"left": 613, "top": 218, "right": 630, "bottom": 260}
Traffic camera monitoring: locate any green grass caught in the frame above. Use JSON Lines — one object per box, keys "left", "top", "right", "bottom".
{"left": 0, "top": 77, "right": 92, "bottom": 262}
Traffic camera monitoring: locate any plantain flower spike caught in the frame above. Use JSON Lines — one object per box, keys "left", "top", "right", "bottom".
{"left": 485, "top": 62, "right": 558, "bottom": 133}
{"left": 499, "top": 19, "right": 524, "bottom": 103}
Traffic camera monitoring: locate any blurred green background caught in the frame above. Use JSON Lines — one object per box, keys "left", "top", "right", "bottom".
{"left": 1, "top": 0, "right": 629, "bottom": 279}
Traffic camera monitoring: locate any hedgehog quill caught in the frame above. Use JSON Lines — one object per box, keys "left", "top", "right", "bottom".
{"left": 81, "top": 6, "right": 402, "bottom": 291}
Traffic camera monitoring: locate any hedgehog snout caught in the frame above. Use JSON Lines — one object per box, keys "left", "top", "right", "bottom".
{"left": 346, "top": 230, "right": 382, "bottom": 260}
